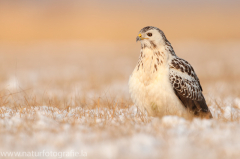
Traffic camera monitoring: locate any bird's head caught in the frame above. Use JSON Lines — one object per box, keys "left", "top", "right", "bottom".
{"left": 136, "top": 26, "right": 168, "bottom": 49}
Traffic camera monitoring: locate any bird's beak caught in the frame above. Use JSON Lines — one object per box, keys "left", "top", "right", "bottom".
{"left": 136, "top": 33, "right": 147, "bottom": 42}
{"left": 136, "top": 34, "right": 141, "bottom": 42}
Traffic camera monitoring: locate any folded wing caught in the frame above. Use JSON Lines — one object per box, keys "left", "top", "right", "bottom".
{"left": 169, "top": 57, "right": 212, "bottom": 118}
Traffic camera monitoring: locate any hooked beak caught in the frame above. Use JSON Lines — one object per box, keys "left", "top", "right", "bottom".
{"left": 136, "top": 33, "right": 148, "bottom": 42}
{"left": 136, "top": 36, "right": 141, "bottom": 42}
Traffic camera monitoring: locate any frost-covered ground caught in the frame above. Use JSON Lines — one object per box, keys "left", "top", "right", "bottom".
{"left": 1, "top": 102, "right": 240, "bottom": 159}
{"left": 0, "top": 41, "right": 240, "bottom": 159}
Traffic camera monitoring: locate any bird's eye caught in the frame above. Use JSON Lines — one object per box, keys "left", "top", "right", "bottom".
{"left": 147, "top": 33, "right": 152, "bottom": 37}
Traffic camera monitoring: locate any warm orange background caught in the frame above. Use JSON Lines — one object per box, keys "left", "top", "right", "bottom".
{"left": 1, "top": 0, "right": 240, "bottom": 42}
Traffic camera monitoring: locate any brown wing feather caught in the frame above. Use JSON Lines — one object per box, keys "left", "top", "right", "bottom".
{"left": 170, "top": 57, "right": 212, "bottom": 119}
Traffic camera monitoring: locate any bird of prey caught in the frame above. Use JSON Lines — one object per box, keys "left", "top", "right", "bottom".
{"left": 129, "top": 26, "right": 212, "bottom": 119}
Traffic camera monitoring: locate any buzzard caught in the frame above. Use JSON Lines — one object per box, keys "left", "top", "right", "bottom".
{"left": 129, "top": 26, "right": 212, "bottom": 119}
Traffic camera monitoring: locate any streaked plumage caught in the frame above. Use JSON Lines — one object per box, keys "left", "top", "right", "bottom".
{"left": 129, "top": 26, "right": 212, "bottom": 119}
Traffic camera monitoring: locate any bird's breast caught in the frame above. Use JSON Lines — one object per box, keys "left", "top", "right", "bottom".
{"left": 135, "top": 48, "right": 168, "bottom": 85}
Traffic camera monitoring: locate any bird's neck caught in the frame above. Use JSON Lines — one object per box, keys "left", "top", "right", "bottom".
{"left": 137, "top": 46, "right": 168, "bottom": 73}
{"left": 165, "top": 41, "right": 176, "bottom": 57}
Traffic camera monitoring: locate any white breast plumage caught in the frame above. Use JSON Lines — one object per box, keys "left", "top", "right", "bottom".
{"left": 129, "top": 47, "right": 190, "bottom": 118}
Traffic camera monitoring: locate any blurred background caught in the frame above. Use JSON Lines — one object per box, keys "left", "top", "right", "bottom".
{"left": 1, "top": 0, "right": 240, "bottom": 42}
{"left": 0, "top": 0, "right": 240, "bottom": 103}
